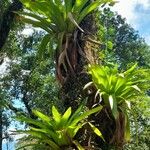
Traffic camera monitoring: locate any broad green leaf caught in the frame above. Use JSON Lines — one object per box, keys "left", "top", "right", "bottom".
{"left": 52, "top": 106, "right": 61, "bottom": 123}
{"left": 131, "top": 85, "right": 141, "bottom": 92}
{"left": 109, "top": 95, "right": 118, "bottom": 119}
{"left": 20, "top": 130, "right": 60, "bottom": 149}
{"left": 60, "top": 107, "right": 72, "bottom": 126}
{"left": 73, "top": 0, "right": 89, "bottom": 13}
{"left": 17, "top": 130, "right": 47, "bottom": 139}
{"left": 64, "top": 0, "right": 73, "bottom": 14}
{"left": 69, "top": 122, "right": 86, "bottom": 137}
{"left": 78, "top": 1, "right": 101, "bottom": 23}
{"left": 41, "top": 139, "right": 60, "bottom": 150}
{"left": 20, "top": 1, "right": 52, "bottom": 18}
{"left": 114, "top": 77, "right": 126, "bottom": 94}
{"left": 109, "top": 95, "right": 113, "bottom": 110}
{"left": 73, "top": 140, "right": 84, "bottom": 150}
{"left": 120, "top": 86, "right": 138, "bottom": 100}
{"left": 16, "top": 103, "right": 106, "bottom": 149}
{"left": 30, "top": 127, "right": 59, "bottom": 143}
{"left": 124, "top": 63, "right": 137, "bottom": 76}
{"left": 33, "top": 109, "right": 51, "bottom": 124}
{"left": 67, "top": 100, "right": 86, "bottom": 125}
{"left": 62, "top": 107, "right": 72, "bottom": 121}
{"left": 17, "top": 11, "right": 51, "bottom": 28}
{"left": 71, "top": 105, "right": 103, "bottom": 126}
{"left": 38, "top": 34, "right": 51, "bottom": 60}
{"left": 125, "top": 100, "right": 131, "bottom": 109}
{"left": 20, "top": 17, "right": 52, "bottom": 33}
{"left": 125, "top": 114, "right": 130, "bottom": 142}
{"left": 16, "top": 143, "right": 47, "bottom": 150}
{"left": 88, "top": 122, "right": 105, "bottom": 141}
{"left": 16, "top": 116, "right": 49, "bottom": 129}
{"left": 20, "top": 0, "right": 66, "bottom": 31}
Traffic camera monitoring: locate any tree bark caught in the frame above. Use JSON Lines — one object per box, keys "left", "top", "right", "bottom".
{"left": 59, "top": 10, "right": 105, "bottom": 148}
{"left": 60, "top": 11, "right": 99, "bottom": 108}
{"left": 59, "top": 3, "right": 121, "bottom": 150}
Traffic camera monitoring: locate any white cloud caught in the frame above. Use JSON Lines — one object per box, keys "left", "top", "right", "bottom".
{"left": 144, "top": 34, "right": 150, "bottom": 44}
{"left": 113, "top": 0, "right": 150, "bottom": 26}
{"left": 21, "top": 28, "right": 34, "bottom": 36}
{"left": 137, "top": 0, "right": 150, "bottom": 9}
{"left": 0, "top": 57, "right": 10, "bottom": 75}
{"left": 112, "top": 0, "right": 137, "bottom": 27}
{"left": 113, "top": 0, "right": 150, "bottom": 25}
{"left": 112, "top": 0, "right": 150, "bottom": 45}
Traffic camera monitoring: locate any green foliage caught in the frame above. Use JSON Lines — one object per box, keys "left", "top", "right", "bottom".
{"left": 19, "top": 0, "right": 113, "bottom": 34}
{"left": 0, "top": 0, "right": 9, "bottom": 21}
{"left": 122, "top": 93, "right": 150, "bottom": 150}
{"left": 96, "top": 9, "right": 150, "bottom": 148}
{"left": 16, "top": 104, "right": 103, "bottom": 149}
{"left": 87, "top": 64, "right": 150, "bottom": 141}
{"left": 1, "top": 30, "right": 60, "bottom": 115}
{"left": 18, "top": 0, "right": 115, "bottom": 59}
{"left": 98, "top": 8, "right": 150, "bottom": 68}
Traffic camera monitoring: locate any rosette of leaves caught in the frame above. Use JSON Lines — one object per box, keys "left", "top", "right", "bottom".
{"left": 17, "top": 0, "right": 115, "bottom": 84}
{"left": 16, "top": 104, "right": 103, "bottom": 150}
{"left": 86, "top": 63, "right": 150, "bottom": 145}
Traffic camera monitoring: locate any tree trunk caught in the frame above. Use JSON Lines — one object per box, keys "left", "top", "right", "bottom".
{"left": 0, "top": 0, "right": 22, "bottom": 50}
{"left": 60, "top": 11, "right": 99, "bottom": 108}
{"left": 59, "top": 10, "right": 106, "bottom": 148}
{"left": 59, "top": 3, "right": 124, "bottom": 150}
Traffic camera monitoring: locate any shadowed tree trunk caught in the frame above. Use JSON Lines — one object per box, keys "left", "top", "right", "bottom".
{"left": 59, "top": 9, "right": 115, "bottom": 150}
{"left": 58, "top": 1, "right": 124, "bottom": 149}
{"left": 0, "top": 0, "right": 22, "bottom": 51}
{"left": 60, "top": 13, "right": 99, "bottom": 110}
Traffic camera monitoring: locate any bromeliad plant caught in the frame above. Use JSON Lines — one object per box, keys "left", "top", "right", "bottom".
{"left": 86, "top": 63, "right": 150, "bottom": 143}
{"left": 17, "top": 0, "right": 115, "bottom": 84}
{"left": 18, "top": 0, "right": 115, "bottom": 34}
{"left": 16, "top": 103, "right": 103, "bottom": 150}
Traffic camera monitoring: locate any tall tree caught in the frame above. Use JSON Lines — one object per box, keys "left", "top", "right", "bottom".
{"left": 0, "top": 29, "right": 60, "bottom": 150}
{"left": 16, "top": 0, "right": 124, "bottom": 149}
{"left": 99, "top": 8, "right": 150, "bottom": 68}
{"left": 2, "top": 30, "right": 60, "bottom": 116}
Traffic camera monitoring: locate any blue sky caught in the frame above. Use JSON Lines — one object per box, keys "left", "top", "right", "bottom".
{"left": 113, "top": 0, "right": 150, "bottom": 44}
